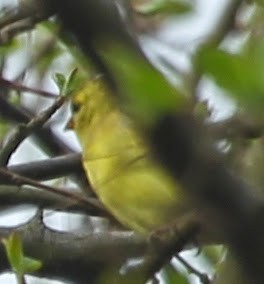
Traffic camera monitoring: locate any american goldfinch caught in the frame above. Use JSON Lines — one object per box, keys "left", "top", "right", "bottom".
{"left": 72, "top": 78, "right": 189, "bottom": 235}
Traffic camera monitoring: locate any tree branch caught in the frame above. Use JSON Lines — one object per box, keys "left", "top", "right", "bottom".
{"left": 0, "top": 0, "right": 54, "bottom": 44}
{"left": 0, "top": 185, "right": 95, "bottom": 215}
{"left": 0, "top": 97, "right": 65, "bottom": 166}
{"left": 0, "top": 90, "right": 73, "bottom": 156}
{"left": 0, "top": 77, "right": 57, "bottom": 99}
{"left": 7, "top": 153, "right": 83, "bottom": 181}
{"left": 0, "top": 168, "right": 107, "bottom": 217}
{"left": 208, "top": 114, "right": 263, "bottom": 140}
{"left": 0, "top": 89, "right": 90, "bottom": 190}
{"left": 0, "top": 211, "right": 146, "bottom": 283}
{"left": 151, "top": 113, "right": 264, "bottom": 283}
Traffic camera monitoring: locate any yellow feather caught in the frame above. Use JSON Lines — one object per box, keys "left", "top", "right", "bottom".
{"left": 72, "top": 79, "right": 188, "bottom": 235}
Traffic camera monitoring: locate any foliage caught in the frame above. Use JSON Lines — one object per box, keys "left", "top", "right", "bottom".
{"left": 1, "top": 0, "right": 264, "bottom": 284}
{"left": 135, "top": 0, "right": 192, "bottom": 16}
{"left": 3, "top": 233, "right": 42, "bottom": 284}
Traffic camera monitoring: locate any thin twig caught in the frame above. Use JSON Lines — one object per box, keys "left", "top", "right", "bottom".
{"left": 176, "top": 254, "right": 211, "bottom": 284}
{"left": 0, "top": 96, "right": 64, "bottom": 166}
{"left": 0, "top": 91, "right": 74, "bottom": 155}
{"left": 0, "top": 0, "right": 54, "bottom": 44}
{"left": 0, "top": 185, "right": 97, "bottom": 215}
{"left": 0, "top": 167, "right": 107, "bottom": 217}
{"left": 208, "top": 114, "right": 263, "bottom": 140}
{"left": 0, "top": 17, "right": 35, "bottom": 44}
{"left": 0, "top": 77, "right": 57, "bottom": 98}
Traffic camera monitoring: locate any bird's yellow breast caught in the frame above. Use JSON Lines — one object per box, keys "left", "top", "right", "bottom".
{"left": 72, "top": 80, "right": 187, "bottom": 234}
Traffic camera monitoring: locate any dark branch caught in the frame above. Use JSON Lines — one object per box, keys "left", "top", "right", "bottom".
{"left": 7, "top": 153, "right": 83, "bottom": 181}
{"left": 0, "top": 77, "right": 57, "bottom": 99}
{"left": 0, "top": 185, "right": 94, "bottom": 215}
{"left": 0, "top": 90, "right": 73, "bottom": 156}
{"left": 0, "top": 0, "right": 54, "bottom": 44}
{"left": 151, "top": 113, "right": 264, "bottom": 283}
{"left": 0, "top": 212, "right": 146, "bottom": 283}
{"left": 0, "top": 168, "right": 107, "bottom": 217}
{"left": 0, "top": 97, "right": 65, "bottom": 166}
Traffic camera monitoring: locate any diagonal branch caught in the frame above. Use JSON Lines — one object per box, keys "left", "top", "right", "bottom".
{"left": 0, "top": 90, "right": 73, "bottom": 156}
{"left": 0, "top": 184, "right": 97, "bottom": 215}
{"left": 0, "top": 0, "right": 54, "bottom": 44}
{"left": 0, "top": 97, "right": 65, "bottom": 166}
{"left": 0, "top": 168, "right": 107, "bottom": 217}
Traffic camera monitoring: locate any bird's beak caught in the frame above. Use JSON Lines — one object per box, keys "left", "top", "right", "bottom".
{"left": 65, "top": 117, "right": 74, "bottom": 130}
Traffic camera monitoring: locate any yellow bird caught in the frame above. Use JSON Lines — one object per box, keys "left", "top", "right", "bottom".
{"left": 72, "top": 78, "right": 189, "bottom": 235}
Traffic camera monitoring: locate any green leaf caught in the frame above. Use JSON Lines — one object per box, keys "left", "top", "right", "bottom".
{"left": 196, "top": 46, "right": 264, "bottom": 113}
{"left": 161, "top": 264, "right": 189, "bottom": 284}
{"left": 22, "top": 257, "right": 42, "bottom": 274}
{"left": 2, "top": 232, "right": 23, "bottom": 274}
{"left": 40, "top": 20, "right": 60, "bottom": 33}
{"left": 2, "top": 232, "right": 42, "bottom": 280}
{"left": 196, "top": 47, "right": 258, "bottom": 96}
{"left": 136, "top": 0, "right": 192, "bottom": 16}
{"left": 53, "top": 68, "right": 80, "bottom": 97}
{"left": 103, "top": 44, "right": 187, "bottom": 127}
{"left": 0, "top": 37, "right": 20, "bottom": 54}
{"left": 64, "top": 68, "right": 79, "bottom": 97}
{"left": 54, "top": 72, "right": 66, "bottom": 94}
{"left": 202, "top": 245, "right": 224, "bottom": 267}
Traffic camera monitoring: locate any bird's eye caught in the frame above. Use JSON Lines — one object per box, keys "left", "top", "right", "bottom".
{"left": 72, "top": 102, "right": 81, "bottom": 113}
